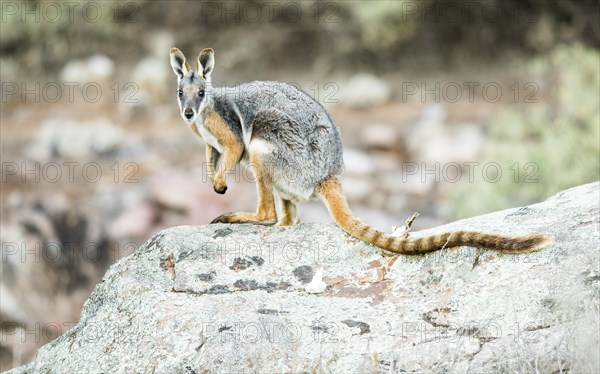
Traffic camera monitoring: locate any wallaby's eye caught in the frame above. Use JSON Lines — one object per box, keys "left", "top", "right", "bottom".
{"left": 177, "top": 90, "right": 183, "bottom": 97}
{"left": 198, "top": 90, "right": 205, "bottom": 97}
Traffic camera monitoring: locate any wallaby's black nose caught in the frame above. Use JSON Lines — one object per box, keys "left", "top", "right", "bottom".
{"left": 184, "top": 109, "right": 194, "bottom": 119}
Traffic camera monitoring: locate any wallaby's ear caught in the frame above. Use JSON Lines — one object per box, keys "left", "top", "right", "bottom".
{"left": 197, "top": 48, "right": 215, "bottom": 81}
{"left": 170, "top": 47, "right": 191, "bottom": 80}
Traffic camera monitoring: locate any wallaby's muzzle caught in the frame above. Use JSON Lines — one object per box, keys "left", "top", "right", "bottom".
{"left": 184, "top": 108, "right": 194, "bottom": 120}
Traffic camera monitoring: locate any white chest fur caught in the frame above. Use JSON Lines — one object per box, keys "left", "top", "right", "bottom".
{"left": 194, "top": 120, "right": 224, "bottom": 153}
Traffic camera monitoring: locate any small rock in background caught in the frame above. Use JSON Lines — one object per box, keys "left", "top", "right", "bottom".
{"left": 360, "top": 122, "right": 399, "bottom": 150}
{"left": 405, "top": 104, "right": 485, "bottom": 163}
{"left": 147, "top": 170, "right": 203, "bottom": 212}
{"left": 0, "top": 58, "right": 17, "bottom": 82}
{"left": 28, "top": 118, "right": 124, "bottom": 160}
{"left": 404, "top": 104, "right": 446, "bottom": 157}
{"left": 365, "top": 188, "right": 390, "bottom": 210}
{"left": 343, "top": 147, "right": 376, "bottom": 176}
{"left": 129, "top": 31, "right": 174, "bottom": 107}
{"left": 60, "top": 55, "right": 114, "bottom": 83}
{"left": 93, "top": 185, "right": 147, "bottom": 224}
{"left": 109, "top": 202, "right": 158, "bottom": 239}
{"left": 371, "top": 152, "right": 403, "bottom": 172}
{"left": 338, "top": 73, "right": 391, "bottom": 108}
{"left": 117, "top": 31, "right": 174, "bottom": 120}
{"left": 144, "top": 31, "right": 174, "bottom": 61}
{"left": 381, "top": 171, "right": 436, "bottom": 197}
{"left": 146, "top": 168, "right": 231, "bottom": 225}
{"left": 427, "top": 123, "right": 485, "bottom": 162}
{"left": 130, "top": 57, "right": 170, "bottom": 106}
{"left": 342, "top": 148, "right": 377, "bottom": 201}
{"left": 90, "top": 120, "right": 125, "bottom": 155}
{"left": 342, "top": 176, "right": 373, "bottom": 201}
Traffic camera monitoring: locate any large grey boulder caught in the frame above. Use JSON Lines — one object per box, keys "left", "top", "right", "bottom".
{"left": 9, "top": 183, "right": 600, "bottom": 373}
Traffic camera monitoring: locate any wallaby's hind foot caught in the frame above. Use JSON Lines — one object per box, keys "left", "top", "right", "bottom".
{"left": 211, "top": 212, "right": 277, "bottom": 225}
{"left": 211, "top": 150, "right": 277, "bottom": 225}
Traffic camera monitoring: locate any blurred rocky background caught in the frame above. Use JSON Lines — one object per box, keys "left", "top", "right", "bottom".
{"left": 1, "top": 0, "right": 599, "bottom": 370}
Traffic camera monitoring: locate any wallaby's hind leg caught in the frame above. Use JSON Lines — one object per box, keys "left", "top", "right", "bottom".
{"left": 277, "top": 199, "right": 300, "bottom": 226}
{"left": 211, "top": 152, "right": 277, "bottom": 225}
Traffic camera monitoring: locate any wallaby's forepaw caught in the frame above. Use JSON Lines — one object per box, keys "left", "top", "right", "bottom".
{"left": 211, "top": 212, "right": 277, "bottom": 225}
{"left": 213, "top": 185, "right": 227, "bottom": 194}
{"left": 212, "top": 177, "right": 228, "bottom": 194}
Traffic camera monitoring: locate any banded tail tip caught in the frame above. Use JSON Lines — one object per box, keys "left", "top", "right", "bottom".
{"left": 505, "top": 234, "right": 551, "bottom": 254}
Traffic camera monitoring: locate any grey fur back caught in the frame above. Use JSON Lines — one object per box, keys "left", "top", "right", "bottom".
{"left": 214, "top": 81, "right": 344, "bottom": 200}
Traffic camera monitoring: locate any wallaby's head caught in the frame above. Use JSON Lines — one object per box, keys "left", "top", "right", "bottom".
{"left": 169, "top": 47, "right": 215, "bottom": 123}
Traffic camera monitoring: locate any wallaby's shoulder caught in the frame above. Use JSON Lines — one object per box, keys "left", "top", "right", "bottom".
{"left": 210, "top": 91, "right": 243, "bottom": 138}
{"left": 220, "top": 80, "right": 330, "bottom": 123}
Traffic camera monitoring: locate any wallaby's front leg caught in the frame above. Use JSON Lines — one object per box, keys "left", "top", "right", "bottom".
{"left": 205, "top": 144, "right": 217, "bottom": 185}
{"left": 211, "top": 152, "right": 277, "bottom": 224}
{"left": 205, "top": 111, "right": 243, "bottom": 194}
{"left": 212, "top": 143, "right": 242, "bottom": 194}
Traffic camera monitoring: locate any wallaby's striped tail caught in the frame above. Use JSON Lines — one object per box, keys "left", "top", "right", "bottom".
{"left": 317, "top": 176, "right": 550, "bottom": 255}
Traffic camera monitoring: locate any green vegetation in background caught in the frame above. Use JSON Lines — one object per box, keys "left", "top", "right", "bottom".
{"left": 449, "top": 44, "right": 600, "bottom": 218}
{"left": 0, "top": 0, "right": 144, "bottom": 79}
{"left": 2, "top": 0, "right": 598, "bottom": 77}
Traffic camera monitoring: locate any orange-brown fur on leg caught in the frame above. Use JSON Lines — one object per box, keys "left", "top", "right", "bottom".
{"left": 205, "top": 111, "right": 243, "bottom": 194}
{"left": 211, "top": 152, "right": 277, "bottom": 224}
{"left": 278, "top": 199, "right": 299, "bottom": 226}
{"left": 317, "top": 176, "right": 549, "bottom": 254}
